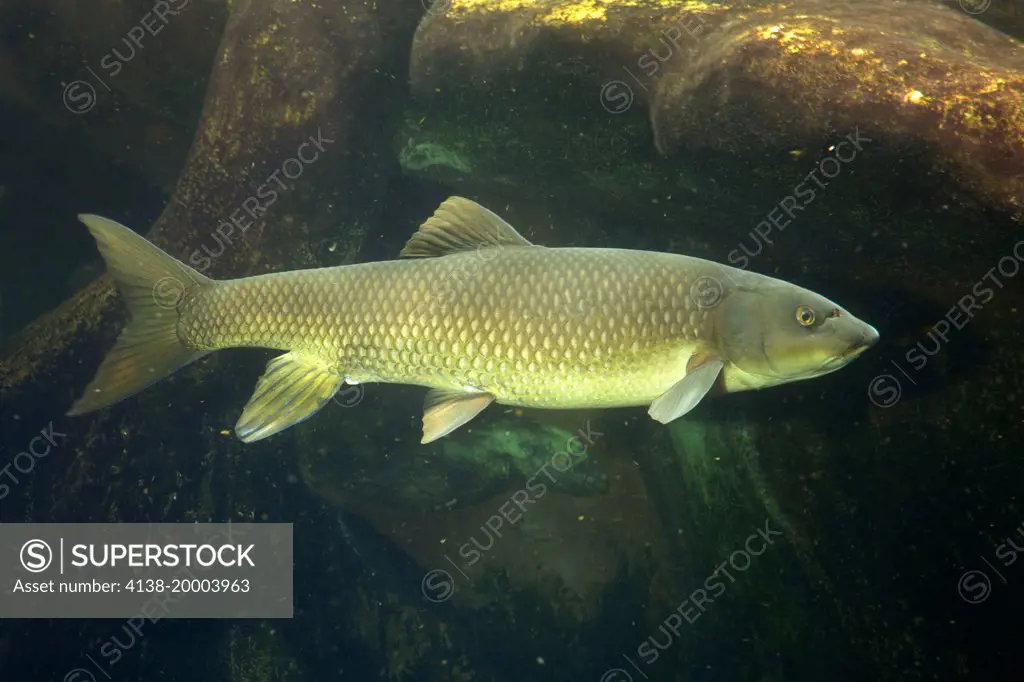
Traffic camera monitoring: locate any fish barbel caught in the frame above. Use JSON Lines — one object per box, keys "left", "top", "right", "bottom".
{"left": 69, "top": 197, "right": 878, "bottom": 443}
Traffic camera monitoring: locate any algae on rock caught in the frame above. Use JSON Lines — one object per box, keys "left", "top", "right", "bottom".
{"left": 300, "top": 416, "right": 607, "bottom": 512}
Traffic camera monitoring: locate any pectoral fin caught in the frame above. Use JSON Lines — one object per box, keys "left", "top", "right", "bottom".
{"left": 235, "top": 352, "right": 343, "bottom": 443}
{"left": 648, "top": 358, "right": 724, "bottom": 424}
{"left": 421, "top": 388, "right": 495, "bottom": 443}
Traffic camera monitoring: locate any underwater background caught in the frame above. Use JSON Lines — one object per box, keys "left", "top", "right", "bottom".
{"left": 0, "top": 0, "right": 1022, "bottom": 680}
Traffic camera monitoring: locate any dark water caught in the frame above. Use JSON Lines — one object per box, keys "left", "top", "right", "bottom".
{"left": 1, "top": 1, "right": 1023, "bottom": 681}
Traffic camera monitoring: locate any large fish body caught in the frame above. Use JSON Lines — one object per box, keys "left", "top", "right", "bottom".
{"left": 69, "top": 197, "right": 879, "bottom": 443}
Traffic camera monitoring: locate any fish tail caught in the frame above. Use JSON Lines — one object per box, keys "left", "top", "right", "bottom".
{"left": 68, "top": 215, "right": 214, "bottom": 416}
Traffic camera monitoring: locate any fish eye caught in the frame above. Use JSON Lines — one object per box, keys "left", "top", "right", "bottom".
{"left": 795, "top": 305, "right": 816, "bottom": 327}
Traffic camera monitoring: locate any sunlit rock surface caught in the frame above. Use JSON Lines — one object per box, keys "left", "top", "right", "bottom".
{"left": 409, "top": 0, "right": 1022, "bottom": 215}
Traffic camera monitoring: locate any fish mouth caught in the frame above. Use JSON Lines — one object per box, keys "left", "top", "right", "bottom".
{"left": 835, "top": 324, "right": 880, "bottom": 362}
{"left": 817, "top": 342, "right": 872, "bottom": 374}
{"left": 842, "top": 343, "right": 871, "bottom": 359}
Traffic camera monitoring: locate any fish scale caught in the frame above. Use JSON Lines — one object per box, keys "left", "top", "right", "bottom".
{"left": 179, "top": 247, "right": 711, "bottom": 409}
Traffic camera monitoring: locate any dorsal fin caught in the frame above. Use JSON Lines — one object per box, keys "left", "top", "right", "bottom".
{"left": 400, "top": 196, "right": 535, "bottom": 258}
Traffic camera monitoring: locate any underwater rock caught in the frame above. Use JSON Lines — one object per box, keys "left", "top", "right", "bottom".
{"left": 651, "top": 416, "right": 863, "bottom": 677}
{"left": 0, "top": 0, "right": 226, "bottom": 192}
{"left": 409, "top": 0, "right": 1023, "bottom": 216}
{"left": 300, "top": 416, "right": 609, "bottom": 512}
{"left": 319, "top": 412, "right": 666, "bottom": 621}
{"left": 399, "top": 138, "right": 474, "bottom": 180}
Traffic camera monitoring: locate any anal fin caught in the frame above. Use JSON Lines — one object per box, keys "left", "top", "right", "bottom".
{"left": 421, "top": 388, "right": 494, "bottom": 443}
{"left": 235, "top": 351, "right": 343, "bottom": 443}
{"left": 648, "top": 357, "right": 724, "bottom": 424}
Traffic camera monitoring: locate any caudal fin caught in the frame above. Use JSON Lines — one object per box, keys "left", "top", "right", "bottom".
{"left": 68, "top": 214, "right": 214, "bottom": 416}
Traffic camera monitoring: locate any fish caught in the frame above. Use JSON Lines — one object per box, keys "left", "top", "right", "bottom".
{"left": 68, "top": 196, "right": 879, "bottom": 444}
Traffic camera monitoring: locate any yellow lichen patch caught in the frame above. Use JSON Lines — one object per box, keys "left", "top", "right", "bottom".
{"left": 252, "top": 24, "right": 280, "bottom": 47}
{"left": 903, "top": 89, "right": 925, "bottom": 104}
{"left": 850, "top": 47, "right": 866, "bottom": 57}
{"left": 754, "top": 23, "right": 835, "bottom": 55}
{"left": 544, "top": 0, "right": 609, "bottom": 24}
{"left": 978, "top": 77, "right": 1007, "bottom": 95}
{"left": 780, "top": 29, "right": 817, "bottom": 52}
{"left": 447, "top": 0, "right": 731, "bottom": 25}
{"left": 249, "top": 65, "right": 271, "bottom": 87}
{"left": 282, "top": 100, "right": 316, "bottom": 125}
{"left": 935, "top": 92, "right": 1017, "bottom": 134}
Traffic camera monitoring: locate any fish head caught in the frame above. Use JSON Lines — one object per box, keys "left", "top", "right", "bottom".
{"left": 715, "top": 281, "right": 879, "bottom": 389}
